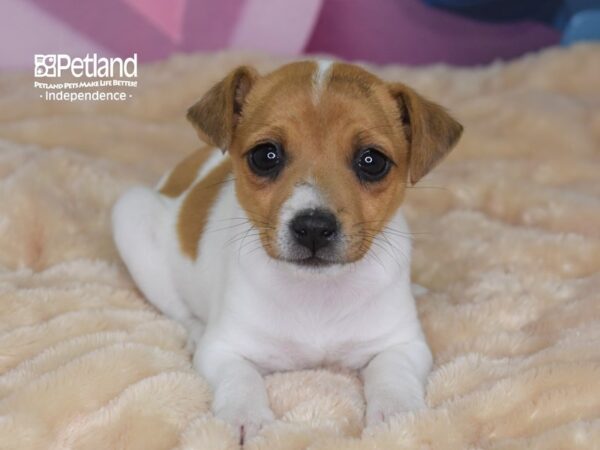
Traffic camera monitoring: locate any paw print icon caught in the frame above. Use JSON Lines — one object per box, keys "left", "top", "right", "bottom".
{"left": 34, "top": 55, "right": 57, "bottom": 77}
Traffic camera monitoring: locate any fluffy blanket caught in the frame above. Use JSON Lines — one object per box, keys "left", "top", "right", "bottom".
{"left": 0, "top": 45, "right": 599, "bottom": 450}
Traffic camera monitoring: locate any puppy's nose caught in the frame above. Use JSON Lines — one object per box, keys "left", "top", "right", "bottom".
{"left": 290, "top": 209, "right": 338, "bottom": 253}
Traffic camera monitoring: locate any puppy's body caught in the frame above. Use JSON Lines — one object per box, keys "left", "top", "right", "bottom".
{"left": 113, "top": 61, "right": 461, "bottom": 443}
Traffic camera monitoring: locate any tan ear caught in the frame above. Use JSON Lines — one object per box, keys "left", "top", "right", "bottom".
{"left": 187, "top": 65, "right": 258, "bottom": 150}
{"left": 389, "top": 83, "right": 463, "bottom": 184}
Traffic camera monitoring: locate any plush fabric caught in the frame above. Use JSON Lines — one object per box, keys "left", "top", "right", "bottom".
{"left": 0, "top": 45, "right": 599, "bottom": 449}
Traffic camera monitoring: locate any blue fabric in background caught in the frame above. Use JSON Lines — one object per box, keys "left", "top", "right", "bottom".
{"left": 425, "top": 0, "right": 600, "bottom": 43}
{"left": 561, "top": 10, "right": 600, "bottom": 43}
{"left": 425, "top": 0, "right": 564, "bottom": 23}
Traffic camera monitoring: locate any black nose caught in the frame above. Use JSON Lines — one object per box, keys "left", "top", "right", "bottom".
{"left": 290, "top": 209, "right": 339, "bottom": 253}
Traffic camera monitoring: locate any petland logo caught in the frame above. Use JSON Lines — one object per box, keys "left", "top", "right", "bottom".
{"left": 34, "top": 53, "right": 138, "bottom": 102}
{"left": 34, "top": 53, "right": 138, "bottom": 78}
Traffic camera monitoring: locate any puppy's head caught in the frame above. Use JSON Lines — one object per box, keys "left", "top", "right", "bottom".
{"left": 187, "top": 61, "right": 462, "bottom": 268}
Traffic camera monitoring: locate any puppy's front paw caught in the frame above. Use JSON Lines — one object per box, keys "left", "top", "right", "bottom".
{"left": 216, "top": 402, "right": 275, "bottom": 445}
{"left": 365, "top": 391, "right": 425, "bottom": 427}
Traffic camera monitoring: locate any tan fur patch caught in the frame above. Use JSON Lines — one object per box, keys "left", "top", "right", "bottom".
{"left": 177, "top": 159, "right": 232, "bottom": 259}
{"left": 159, "top": 146, "right": 214, "bottom": 198}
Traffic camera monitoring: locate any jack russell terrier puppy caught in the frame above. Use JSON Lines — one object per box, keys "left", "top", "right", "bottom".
{"left": 112, "top": 60, "right": 462, "bottom": 444}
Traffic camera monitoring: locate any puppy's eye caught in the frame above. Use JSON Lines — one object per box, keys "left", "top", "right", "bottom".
{"left": 353, "top": 148, "right": 390, "bottom": 182}
{"left": 247, "top": 143, "right": 284, "bottom": 177}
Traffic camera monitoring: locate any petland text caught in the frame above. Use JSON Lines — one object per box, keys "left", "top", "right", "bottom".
{"left": 34, "top": 53, "right": 137, "bottom": 78}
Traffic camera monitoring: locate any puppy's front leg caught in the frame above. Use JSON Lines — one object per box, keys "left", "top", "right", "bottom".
{"left": 362, "top": 340, "right": 432, "bottom": 427}
{"left": 194, "top": 346, "right": 274, "bottom": 444}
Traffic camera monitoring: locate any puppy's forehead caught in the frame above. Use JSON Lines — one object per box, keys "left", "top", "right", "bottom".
{"left": 236, "top": 62, "right": 395, "bottom": 151}
{"left": 326, "top": 63, "right": 384, "bottom": 97}
{"left": 247, "top": 61, "right": 385, "bottom": 109}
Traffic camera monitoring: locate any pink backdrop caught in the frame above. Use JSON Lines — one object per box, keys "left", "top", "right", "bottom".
{"left": 0, "top": 0, "right": 559, "bottom": 70}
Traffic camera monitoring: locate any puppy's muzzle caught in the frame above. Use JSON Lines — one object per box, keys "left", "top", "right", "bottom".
{"left": 289, "top": 209, "right": 338, "bottom": 255}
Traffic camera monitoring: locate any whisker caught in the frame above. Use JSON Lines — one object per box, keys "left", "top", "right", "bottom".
{"left": 352, "top": 230, "right": 408, "bottom": 270}
{"left": 378, "top": 232, "right": 411, "bottom": 265}
{"left": 224, "top": 227, "right": 257, "bottom": 248}
{"left": 244, "top": 241, "right": 271, "bottom": 257}
{"left": 200, "top": 177, "right": 237, "bottom": 190}
{"left": 203, "top": 222, "right": 253, "bottom": 235}
{"left": 361, "top": 227, "right": 416, "bottom": 238}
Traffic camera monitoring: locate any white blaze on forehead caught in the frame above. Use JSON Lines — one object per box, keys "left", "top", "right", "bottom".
{"left": 312, "top": 59, "right": 333, "bottom": 104}
{"left": 281, "top": 183, "right": 327, "bottom": 218}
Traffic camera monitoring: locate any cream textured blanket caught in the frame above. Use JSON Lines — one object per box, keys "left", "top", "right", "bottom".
{"left": 0, "top": 45, "right": 599, "bottom": 450}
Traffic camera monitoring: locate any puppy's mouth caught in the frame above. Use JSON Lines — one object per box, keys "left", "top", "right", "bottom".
{"left": 284, "top": 255, "right": 341, "bottom": 268}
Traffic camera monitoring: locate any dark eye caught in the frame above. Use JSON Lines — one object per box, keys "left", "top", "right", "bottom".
{"left": 247, "top": 142, "right": 285, "bottom": 177}
{"left": 353, "top": 148, "right": 391, "bottom": 182}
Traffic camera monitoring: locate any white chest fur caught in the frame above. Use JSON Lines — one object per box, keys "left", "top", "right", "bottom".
{"left": 153, "top": 179, "right": 422, "bottom": 374}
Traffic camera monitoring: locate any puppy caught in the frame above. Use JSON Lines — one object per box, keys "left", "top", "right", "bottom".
{"left": 112, "top": 60, "right": 462, "bottom": 443}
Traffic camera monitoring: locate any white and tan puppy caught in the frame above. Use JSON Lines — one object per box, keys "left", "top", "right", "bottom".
{"left": 112, "top": 61, "right": 462, "bottom": 444}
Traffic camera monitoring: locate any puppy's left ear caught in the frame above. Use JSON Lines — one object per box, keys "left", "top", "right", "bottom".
{"left": 389, "top": 83, "right": 463, "bottom": 184}
{"left": 187, "top": 65, "right": 258, "bottom": 151}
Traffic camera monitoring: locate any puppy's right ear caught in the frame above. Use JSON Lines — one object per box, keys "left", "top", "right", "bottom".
{"left": 187, "top": 66, "right": 258, "bottom": 151}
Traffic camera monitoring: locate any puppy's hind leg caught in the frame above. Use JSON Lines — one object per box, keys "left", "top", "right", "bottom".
{"left": 112, "top": 187, "right": 204, "bottom": 349}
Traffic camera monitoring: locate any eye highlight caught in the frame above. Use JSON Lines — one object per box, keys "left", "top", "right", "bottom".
{"left": 353, "top": 148, "right": 391, "bottom": 182}
{"left": 247, "top": 142, "right": 285, "bottom": 178}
